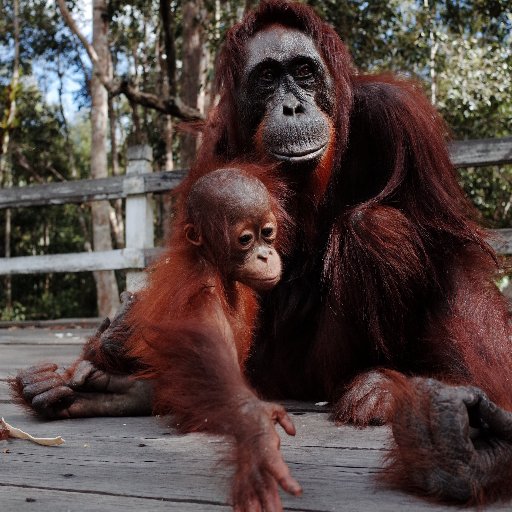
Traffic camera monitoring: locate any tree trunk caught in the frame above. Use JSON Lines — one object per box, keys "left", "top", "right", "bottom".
{"left": 161, "top": 114, "right": 174, "bottom": 242}
{"left": 424, "top": 0, "right": 438, "bottom": 106}
{"left": 108, "top": 94, "right": 125, "bottom": 249}
{"left": 91, "top": 0, "right": 120, "bottom": 318}
{"left": 179, "top": 0, "right": 208, "bottom": 169}
{"left": 159, "top": 0, "right": 177, "bottom": 240}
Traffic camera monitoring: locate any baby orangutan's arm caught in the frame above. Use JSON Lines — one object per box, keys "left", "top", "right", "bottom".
{"left": 137, "top": 300, "right": 301, "bottom": 512}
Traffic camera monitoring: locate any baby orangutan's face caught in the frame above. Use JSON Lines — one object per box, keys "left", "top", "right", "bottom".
{"left": 229, "top": 208, "right": 281, "bottom": 291}
{"left": 184, "top": 168, "right": 282, "bottom": 292}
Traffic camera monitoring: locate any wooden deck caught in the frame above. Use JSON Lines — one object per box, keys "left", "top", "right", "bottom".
{"left": 0, "top": 327, "right": 509, "bottom": 512}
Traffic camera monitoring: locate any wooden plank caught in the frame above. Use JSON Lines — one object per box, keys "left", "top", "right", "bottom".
{"left": 0, "top": 171, "right": 186, "bottom": 209}
{"left": 450, "top": 137, "right": 512, "bottom": 168}
{"left": 0, "top": 318, "right": 102, "bottom": 329}
{"left": 0, "top": 327, "right": 92, "bottom": 346}
{"left": 1, "top": 334, "right": 511, "bottom": 512}
{"left": 2, "top": 406, "right": 510, "bottom": 511}
{"left": 143, "top": 170, "right": 187, "bottom": 194}
{"left": 0, "top": 408, "right": 424, "bottom": 511}
{"left": 0, "top": 345, "right": 83, "bottom": 379}
{"left": 0, "top": 176, "right": 126, "bottom": 209}
{"left": 125, "top": 149, "right": 155, "bottom": 292}
{"left": 0, "top": 248, "right": 163, "bottom": 276}
{"left": 0, "top": 486, "right": 231, "bottom": 512}
{"left": 0, "top": 403, "right": 387, "bottom": 452}
{"left": 0, "top": 248, "right": 146, "bottom": 275}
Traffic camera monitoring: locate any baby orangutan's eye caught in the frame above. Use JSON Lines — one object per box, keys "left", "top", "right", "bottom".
{"left": 238, "top": 233, "right": 254, "bottom": 247}
{"left": 261, "top": 227, "right": 274, "bottom": 238}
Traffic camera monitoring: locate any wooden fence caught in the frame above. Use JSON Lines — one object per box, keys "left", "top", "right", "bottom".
{"left": 0, "top": 138, "right": 511, "bottom": 290}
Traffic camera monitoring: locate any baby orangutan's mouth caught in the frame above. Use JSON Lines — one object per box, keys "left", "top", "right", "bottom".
{"left": 243, "top": 274, "right": 281, "bottom": 291}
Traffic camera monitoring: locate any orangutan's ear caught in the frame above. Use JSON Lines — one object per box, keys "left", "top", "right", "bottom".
{"left": 184, "top": 224, "right": 202, "bottom": 246}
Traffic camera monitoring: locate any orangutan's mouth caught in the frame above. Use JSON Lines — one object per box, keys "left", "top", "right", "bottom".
{"left": 271, "top": 143, "right": 327, "bottom": 163}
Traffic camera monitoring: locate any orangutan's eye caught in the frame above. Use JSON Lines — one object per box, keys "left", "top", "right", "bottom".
{"left": 294, "top": 63, "right": 313, "bottom": 79}
{"left": 239, "top": 233, "right": 254, "bottom": 247}
{"left": 261, "top": 227, "right": 274, "bottom": 238}
{"left": 260, "top": 67, "right": 275, "bottom": 84}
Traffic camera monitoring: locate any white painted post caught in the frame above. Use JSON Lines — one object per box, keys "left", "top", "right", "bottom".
{"left": 125, "top": 145, "right": 154, "bottom": 291}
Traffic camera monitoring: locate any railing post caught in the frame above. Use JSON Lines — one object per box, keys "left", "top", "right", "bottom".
{"left": 125, "top": 144, "right": 154, "bottom": 291}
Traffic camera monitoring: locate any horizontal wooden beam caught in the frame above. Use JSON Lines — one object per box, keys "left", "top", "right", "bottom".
{"left": 492, "top": 228, "right": 512, "bottom": 255}
{"left": 0, "top": 138, "right": 510, "bottom": 210}
{"left": 0, "top": 248, "right": 150, "bottom": 275}
{"left": 0, "top": 171, "right": 187, "bottom": 209}
{"left": 0, "top": 318, "right": 102, "bottom": 329}
{"left": 0, "top": 230, "right": 509, "bottom": 276}
{"left": 449, "top": 137, "right": 512, "bottom": 168}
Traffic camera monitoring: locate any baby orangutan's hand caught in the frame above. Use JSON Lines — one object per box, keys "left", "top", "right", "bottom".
{"left": 232, "top": 400, "right": 302, "bottom": 512}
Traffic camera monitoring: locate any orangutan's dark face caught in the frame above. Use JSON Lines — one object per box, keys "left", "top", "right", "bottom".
{"left": 237, "top": 25, "right": 334, "bottom": 167}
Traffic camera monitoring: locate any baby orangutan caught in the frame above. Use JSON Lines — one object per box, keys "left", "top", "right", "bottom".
{"left": 126, "top": 168, "right": 302, "bottom": 511}
{"left": 13, "top": 167, "right": 300, "bottom": 510}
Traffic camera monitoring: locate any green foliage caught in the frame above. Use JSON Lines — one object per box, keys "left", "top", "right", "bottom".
{"left": 0, "top": 300, "right": 26, "bottom": 321}
{"left": 7, "top": 272, "right": 96, "bottom": 320}
{"left": 459, "top": 166, "right": 512, "bottom": 228}
{"left": 0, "top": 82, "right": 96, "bottom": 319}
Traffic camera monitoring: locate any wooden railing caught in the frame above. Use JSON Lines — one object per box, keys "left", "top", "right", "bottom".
{"left": 0, "top": 138, "right": 511, "bottom": 289}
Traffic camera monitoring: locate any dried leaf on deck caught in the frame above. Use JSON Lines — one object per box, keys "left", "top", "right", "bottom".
{"left": 0, "top": 418, "right": 65, "bottom": 446}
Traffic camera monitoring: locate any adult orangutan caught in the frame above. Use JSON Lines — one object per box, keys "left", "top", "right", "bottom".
{"left": 12, "top": 0, "right": 512, "bottom": 508}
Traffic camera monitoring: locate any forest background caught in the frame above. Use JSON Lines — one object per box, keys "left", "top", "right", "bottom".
{"left": 0, "top": 0, "right": 510, "bottom": 320}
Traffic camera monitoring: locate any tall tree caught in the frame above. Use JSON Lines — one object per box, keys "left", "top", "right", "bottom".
{"left": 179, "top": 0, "right": 209, "bottom": 168}
{"left": 159, "top": 0, "right": 176, "bottom": 171}
{"left": 56, "top": 0, "right": 203, "bottom": 120}
{"left": 89, "top": 0, "right": 120, "bottom": 317}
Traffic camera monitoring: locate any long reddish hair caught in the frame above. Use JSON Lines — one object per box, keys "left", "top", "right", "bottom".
{"left": 193, "top": 0, "right": 354, "bottom": 175}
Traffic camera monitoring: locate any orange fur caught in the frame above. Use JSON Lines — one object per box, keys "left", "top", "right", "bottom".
{"left": 310, "top": 117, "right": 335, "bottom": 202}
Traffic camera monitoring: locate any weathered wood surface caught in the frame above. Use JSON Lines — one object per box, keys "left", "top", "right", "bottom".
{"left": 449, "top": 137, "right": 512, "bottom": 168}
{"left": 0, "top": 248, "right": 148, "bottom": 275}
{"left": 0, "top": 318, "right": 102, "bottom": 329}
{"left": 0, "top": 327, "right": 92, "bottom": 346}
{"left": 0, "top": 248, "right": 165, "bottom": 275}
{"left": 1, "top": 328, "right": 511, "bottom": 511}
{"left": 0, "top": 171, "right": 187, "bottom": 209}
{"left": 125, "top": 146, "right": 155, "bottom": 292}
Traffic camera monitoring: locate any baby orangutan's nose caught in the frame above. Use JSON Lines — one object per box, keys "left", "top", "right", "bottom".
{"left": 257, "top": 246, "right": 271, "bottom": 261}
